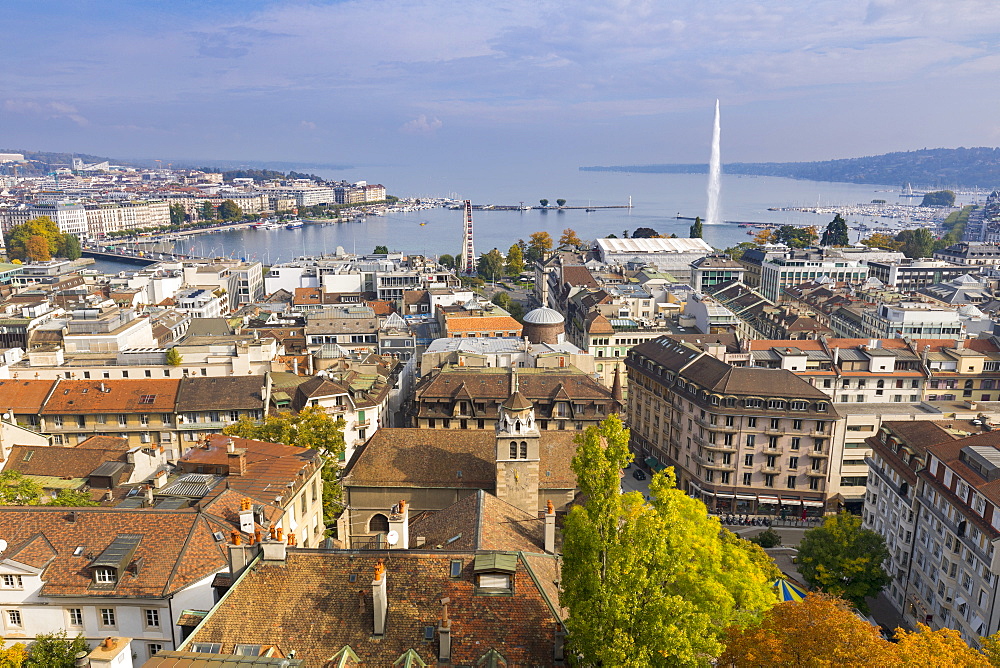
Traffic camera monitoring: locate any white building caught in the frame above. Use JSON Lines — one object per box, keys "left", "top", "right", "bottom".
{"left": 594, "top": 237, "right": 713, "bottom": 280}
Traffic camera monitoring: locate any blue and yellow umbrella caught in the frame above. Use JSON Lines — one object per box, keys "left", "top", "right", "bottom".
{"left": 771, "top": 578, "right": 808, "bottom": 602}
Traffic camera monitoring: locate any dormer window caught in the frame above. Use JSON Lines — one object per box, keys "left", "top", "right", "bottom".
{"left": 94, "top": 568, "right": 116, "bottom": 584}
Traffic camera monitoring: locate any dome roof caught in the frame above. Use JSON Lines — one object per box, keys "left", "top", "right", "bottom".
{"left": 523, "top": 307, "right": 564, "bottom": 325}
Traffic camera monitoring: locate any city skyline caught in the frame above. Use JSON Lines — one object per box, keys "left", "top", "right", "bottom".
{"left": 4, "top": 1, "right": 1000, "bottom": 178}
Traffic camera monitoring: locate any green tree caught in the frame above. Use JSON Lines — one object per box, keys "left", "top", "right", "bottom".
{"left": 57, "top": 234, "right": 81, "bottom": 260}
{"left": 774, "top": 224, "right": 818, "bottom": 248}
{"left": 561, "top": 416, "right": 775, "bottom": 665}
{"left": 0, "top": 471, "right": 41, "bottom": 505}
{"left": 820, "top": 213, "right": 850, "bottom": 246}
{"left": 24, "top": 630, "right": 89, "bottom": 668}
{"left": 4, "top": 216, "right": 62, "bottom": 261}
{"left": 556, "top": 199, "right": 567, "bottom": 207}
{"left": 44, "top": 490, "right": 99, "bottom": 507}
{"left": 199, "top": 201, "right": 216, "bottom": 221}
{"left": 690, "top": 216, "right": 703, "bottom": 238}
{"left": 631, "top": 227, "right": 660, "bottom": 238}
{"left": 539, "top": 199, "right": 549, "bottom": 207}
{"left": 439, "top": 254, "right": 455, "bottom": 269}
{"left": 169, "top": 203, "right": 187, "bottom": 226}
{"left": 373, "top": 245, "right": 389, "bottom": 255}
{"left": 895, "top": 227, "right": 936, "bottom": 259}
{"left": 921, "top": 190, "right": 956, "bottom": 207}
{"left": 165, "top": 347, "right": 183, "bottom": 367}
{"left": 796, "top": 513, "right": 890, "bottom": 613}
{"left": 504, "top": 243, "right": 525, "bottom": 276}
{"left": 525, "top": 231, "right": 553, "bottom": 263}
{"left": 723, "top": 241, "right": 757, "bottom": 261}
{"left": 477, "top": 248, "right": 505, "bottom": 281}
{"left": 218, "top": 199, "right": 242, "bottom": 221}
{"left": 223, "top": 406, "right": 346, "bottom": 526}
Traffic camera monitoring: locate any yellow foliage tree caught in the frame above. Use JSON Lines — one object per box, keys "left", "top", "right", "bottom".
{"left": 753, "top": 228, "right": 778, "bottom": 245}
{"left": 559, "top": 228, "right": 583, "bottom": 248}
{"left": 0, "top": 639, "right": 27, "bottom": 668}
{"left": 861, "top": 232, "right": 902, "bottom": 251}
{"left": 893, "top": 625, "right": 990, "bottom": 667}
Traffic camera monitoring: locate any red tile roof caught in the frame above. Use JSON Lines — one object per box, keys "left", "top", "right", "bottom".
{"left": 42, "top": 379, "right": 180, "bottom": 414}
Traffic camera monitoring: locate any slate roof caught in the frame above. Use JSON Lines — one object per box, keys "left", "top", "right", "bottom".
{"left": 0, "top": 507, "right": 228, "bottom": 598}
{"left": 182, "top": 550, "right": 564, "bottom": 667}
{"left": 345, "top": 428, "right": 578, "bottom": 491}
{"left": 175, "top": 376, "right": 267, "bottom": 412}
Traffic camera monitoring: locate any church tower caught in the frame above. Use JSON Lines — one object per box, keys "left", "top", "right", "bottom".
{"left": 495, "top": 373, "right": 540, "bottom": 514}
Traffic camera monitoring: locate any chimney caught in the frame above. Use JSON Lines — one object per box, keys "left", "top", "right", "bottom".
{"left": 152, "top": 469, "right": 167, "bottom": 489}
{"left": 143, "top": 485, "right": 153, "bottom": 506}
{"left": 86, "top": 637, "right": 134, "bottom": 668}
{"left": 372, "top": 559, "right": 388, "bottom": 636}
{"left": 239, "top": 498, "right": 255, "bottom": 533}
{"left": 544, "top": 499, "right": 556, "bottom": 553}
{"left": 228, "top": 448, "right": 247, "bottom": 477}
{"left": 293, "top": 357, "right": 299, "bottom": 375}
{"left": 74, "top": 650, "right": 89, "bottom": 667}
{"left": 387, "top": 500, "right": 409, "bottom": 550}
{"left": 227, "top": 540, "right": 257, "bottom": 576}
{"left": 956, "top": 338, "right": 965, "bottom": 350}
{"left": 438, "top": 597, "right": 452, "bottom": 661}
{"left": 261, "top": 536, "right": 287, "bottom": 563}
{"left": 226, "top": 438, "right": 235, "bottom": 453}
{"left": 832, "top": 347, "right": 839, "bottom": 366}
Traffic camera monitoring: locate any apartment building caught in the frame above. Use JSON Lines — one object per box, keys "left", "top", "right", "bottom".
{"left": 759, "top": 251, "right": 869, "bottom": 302}
{"left": 1, "top": 201, "right": 88, "bottom": 237}
{"left": 84, "top": 200, "right": 170, "bottom": 238}
{"left": 626, "top": 337, "right": 839, "bottom": 515}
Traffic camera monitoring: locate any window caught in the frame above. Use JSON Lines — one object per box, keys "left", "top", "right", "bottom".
{"left": 746, "top": 435, "right": 756, "bottom": 448}
{"left": 117, "top": 414, "right": 128, "bottom": 427}
{"left": 1, "top": 575, "right": 22, "bottom": 589}
{"left": 139, "top": 394, "right": 155, "bottom": 404}
{"left": 478, "top": 573, "right": 510, "bottom": 589}
{"left": 747, "top": 417, "right": 757, "bottom": 427}
{"left": 234, "top": 644, "right": 262, "bottom": 656}
{"left": 793, "top": 419, "right": 802, "bottom": 430}
{"left": 68, "top": 608, "right": 83, "bottom": 626}
{"left": 450, "top": 560, "right": 463, "bottom": 578}
{"left": 94, "top": 568, "right": 116, "bottom": 584}
{"left": 6, "top": 610, "right": 21, "bottom": 628}
{"left": 147, "top": 644, "right": 163, "bottom": 657}
{"left": 145, "top": 609, "right": 160, "bottom": 628}
{"left": 368, "top": 514, "right": 389, "bottom": 534}
{"left": 770, "top": 418, "right": 780, "bottom": 429}
{"left": 191, "top": 643, "right": 222, "bottom": 654}
{"left": 509, "top": 442, "right": 517, "bottom": 458}
{"left": 789, "top": 456, "right": 799, "bottom": 469}
{"left": 100, "top": 608, "right": 116, "bottom": 627}
{"left": 791, "top": 437, "right": 801, "bottom": 450}
{"left": 787, "top": 476, "right": 797, "bottom": 489}
{"left": 764, "top": 474, "right": 775, "bottom": 488}
{"left": 742, "top": 473, "right": 752, "bottom": 485}
{"left": 520, "top": 441, "right": 528, "bottom": 458}
{"left": 744, "top": 454, "right": 754, "bottom": 467}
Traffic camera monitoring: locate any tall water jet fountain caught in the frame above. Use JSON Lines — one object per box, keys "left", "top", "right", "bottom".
{"left": 706, "top": 99, "right": 722, "bottom": 226}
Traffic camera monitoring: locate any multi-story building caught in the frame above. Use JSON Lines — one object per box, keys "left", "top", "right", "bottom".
{"left": 83, "top": 200, "right": 170, "bottom": 238}
{"left": 690, "top": 254, "right": 746, "bottom": 292}
{"left": 62, "top": 307, "right": 157, "bottom": 353}
{"left": 934, "top": 242, "right": 1000, "bottom": 267}
{"left": 759, "top": 251, "right": 869, "bottom": 302}
{"left": 858, "top": 303, "right": 965, "bottom": 339}
{"left": 867, "top": 258, "right": 978, "bottom": 291}
{"left": 1, "top": 201, "right": 89, "bottom": 238}
{"left": 626, "top": 337, "right": 840, "bottom": 515}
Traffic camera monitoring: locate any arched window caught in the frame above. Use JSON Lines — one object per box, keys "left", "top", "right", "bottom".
{"left": 876, "top": 380, "right": 885, "bottom": 388}
{"left": 965, "top": 380, "right": 974, "bottom": 389}
{"left": 510, "top": 441, "right": 518, "bottom": 458}
{"left": 369, "top": 513, "right": 389, "bottom": 534}
{"left": 520, "top": 441, "right": 528, "bottom": 458}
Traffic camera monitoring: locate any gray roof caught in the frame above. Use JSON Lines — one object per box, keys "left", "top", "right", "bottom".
{"left": 523, "top": 307, "right": 564, "bottom": 325}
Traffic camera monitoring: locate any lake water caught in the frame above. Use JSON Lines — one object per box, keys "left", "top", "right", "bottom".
{"left": 142, "top": 170, "right": 917, "bottom": 266}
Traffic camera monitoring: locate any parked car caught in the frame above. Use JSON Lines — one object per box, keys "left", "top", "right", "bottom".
{"left": 632, "top": 469, "right": 647, "bottom": 481}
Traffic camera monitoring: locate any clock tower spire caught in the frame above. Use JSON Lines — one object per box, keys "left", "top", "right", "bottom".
{"left": 495, "top": 372, "right": 541, "bottom": 514}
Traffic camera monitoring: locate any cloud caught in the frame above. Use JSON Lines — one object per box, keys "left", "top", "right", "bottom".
{"left": 401, "top": 114, "right": 443, "bottom": 134}
{"left": 300, "top": 121, "right": 317, "bottom": 131}
{"left": 3, "top": 99, "right": 89, "bottom": 126}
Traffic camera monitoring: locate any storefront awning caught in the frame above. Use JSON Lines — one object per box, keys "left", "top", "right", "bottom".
{"left": 735, "top": 494, "right": 757, "bottom": 501}
{"left": 644, "top": 457, "right": 667, "bottom": 472}
{"left": 715, "top": 493, "right": 735, "bottom": 499}
{"left": 802, "top": 500, "right": 825, "bottom": 507}
{"left": 781, "top": 498, "right": 802, "bottom": 506}
{"left": 758, "top": 496, "right": 779, "bottom": 504}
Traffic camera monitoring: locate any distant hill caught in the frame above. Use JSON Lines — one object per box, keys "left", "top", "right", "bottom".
{"left": 581, "top": 147, "right": 1000, "bottom": 189}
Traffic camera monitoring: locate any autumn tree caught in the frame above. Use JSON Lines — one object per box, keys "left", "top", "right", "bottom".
{"left": 0, "top": 639, "right": 27, "bottom": 667}
{"left": 559, "top": 228, "right": 583, "bottom": 249}
{"left": 861, "top": 232, "right": 902, "bottom": 251}
{"left": 4, "top": 216, "right": 62, "bottom": 261}
{"left": 719, "top": 594, "right": 889, "bottom": 667}
{"left": 776, "top": 224, "right": 818, "bottom": 249}
{"left": 561, "top": 415, "right": 776, "bottom": 666}
{"left": 25, "top": 235, "right": 51, "bottom": 262}
{"left": 690, "top": 216, "right": 703, "bottom": 238}
{"left": 796, "top": 513, "right": 890, "bottom": 613}
{"left": 525, "top": 231, "right": 553, "bottom": 263}
{"left": 0, "top": 471, "right": 42, "bottom": 505}
{"left": 476, "top": 248, "right": 505, "bottom": 281}
{"left": 223, "top": 406, "right": 346, "bottom": 527}
{"left": 821, "top": 213, "right": 850, "bottom": 246}
{"left": 893, "top": 625, "right": 991, "bottom": 666}
{"left": 504, "top": 243, "right": 524, "bottom": 276}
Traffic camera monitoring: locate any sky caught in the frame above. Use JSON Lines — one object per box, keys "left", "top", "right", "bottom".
{"left": 3, "top": 0, "right": 1000, "bottom": 176}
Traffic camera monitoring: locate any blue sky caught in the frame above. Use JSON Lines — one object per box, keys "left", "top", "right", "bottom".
{"left": 3, "top": 0, "right": 1000, "bottom": 172}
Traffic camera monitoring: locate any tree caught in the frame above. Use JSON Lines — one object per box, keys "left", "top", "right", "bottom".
{"left": 754, "top": 228, "right": 779, "bottom": 245}
{"left": 25, "top": 235, "right": 51, "bottom": 262}
{"left": 719, "top": 594, "right": 889, "bottom": 667}
{"left": 776, "top": 225, "right": 818, "bottom": 248}
{"left": 373, "top": 245, "right": 389, "bottom": 255}
{"left": 690, "top": 216, "right": 703, "bottom": 239}
{"left": 4, "top": 216, "right": 62, "bottom": 261}
{"left": 893, "top": 625, "right": 991, "bottom": 666}
{"left": 504, "top": 243, "right": 524, "bottom": 276}
{"left": 0, "top": 471, "right": 41, "bottom": 505}
{"left": 820, "top": 213, "right": 850, "bottom": 246}
{"left": 724, "top": 241, "right": 757, "bottom": 261}
{"left": 199, "top": 201, "right": 216, "bottom": 221}
{"left": 223, "top": 406, "right": 346, "bottom": 527}
{"left": 477, "top": 248, "right": 505, "bottom": 281}
{"left": 921, "top": 190, "right": 956, "bottom": 207}
{"left": 539, "top": 199, "right": 549, "bottom": 207}
{"left": 860, "top": 232, "right": 901, "bottom": 251}
{"left": 44, "top": 490, "right": 99, "bottom": 507}
{"left": 0, "top": 639, "right": 27, "bottom": 668}
{"left": 556, "top": 199, "right": 567, "bottom": 207}
{"left": 218, "top": 199, "right": 243, "bottom": 221}
{"left": 561, "top": 416, "right": 775, "bottom": 665}
{"left": 439, "top": 254, "right": 455, "bottom": 269}
{"left": 57, "top": 234, "right": 81, "bottom": 260}
{"left": 169, "top": 203, "right": 187, "bottom": 226}
{"left": 796, "top": 513, "right": 890, "bottom": 613}
{"left": 559, "top": 228, "right": 583, "bottom": 248}
{"left": 525, "top": 231, "right": 553, "bottom": 263}
{"left": 631, "top": 227, "right": 660, "bottom": 238}
{"left": 896, "top": 227, "right": 936, "bottom": 259}
{"left": 24, "top": 630, "right": 89, "bottom": 668}
{"left": 165, "top": 347, "right": 183, "bottom": 367}
{"left": 491, "top": 291, "right": 524, "bottom": 322}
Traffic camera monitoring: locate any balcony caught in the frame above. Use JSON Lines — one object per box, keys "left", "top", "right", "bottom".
{"left": 764, "top": 426, "right": 783, "bottom": 435}
{"left": 702, "top": 460, "right": 736, "bottom": 472}
{"left": 810, "top": 430, "right": 828, "bottom": 437}
{"left": 762, "top": 445, "right": 782, "bottom": 455}
{"left": 806, "top": 469, "right": 826, "bottom": 477}
{"left": 759, "top": 464, "right": 782, "bottom": 475}
{"left": 703, "top": 443, "right": 737, "bottom": 453}
{"left": 809, "top": 450, "right": 830, "bottom": 459}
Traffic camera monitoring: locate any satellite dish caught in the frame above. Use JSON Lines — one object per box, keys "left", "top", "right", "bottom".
{"left": 386, "top": 530, "right": 399, "bottom": 546}
{"left": 0, "top": 540, "right": 7, "bottom": 553}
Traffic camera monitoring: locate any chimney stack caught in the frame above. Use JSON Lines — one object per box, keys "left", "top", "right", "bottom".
{"left": 228, "top": 447, "right": 247, "bottom": 477}
{"left": 438, "top": 597, "right": 452, "bottom": 661}
{"left": 86, "top": 637, "right": 134, "bottom": 668}
{"left": 239, "top": 498, "right": 255, "bottom": 533}
{"left": 372, "top": 559, "right": 388, "bottom": 636}
{"left": 143, "top": 485, "right": 153, "bottom": 506}
{"left": 544, "top": 499, "right": 556, "bottom": 554}
{"left": 388, "top": 500, "right": 409, "bottom": 549}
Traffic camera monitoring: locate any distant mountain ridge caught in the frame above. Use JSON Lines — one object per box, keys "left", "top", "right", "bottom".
{"left": 0, "top": 149, "right": 353, "bottom": 174}
{"left": 581, "top": 147, "right": 1000, "bottom": 189}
